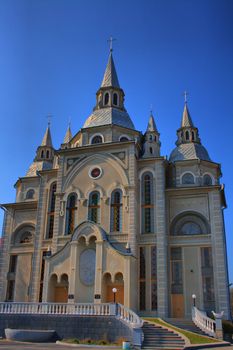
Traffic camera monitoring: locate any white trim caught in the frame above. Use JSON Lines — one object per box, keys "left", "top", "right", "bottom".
{"left": 138, "top": 168, "right": 156, "bottom": 180}
{"left": 89, "top": 133, "right": 104, "bottom": 144}
{"left": 88, "top": 166, "right": 103, "bottom": 180}
{"left": 119, "top": 134, "right": 130, "bottom": 142}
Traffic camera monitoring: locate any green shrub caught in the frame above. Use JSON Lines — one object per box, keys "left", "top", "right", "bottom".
{"left": 222, "top": 320, "right": 233, "bottom": 334}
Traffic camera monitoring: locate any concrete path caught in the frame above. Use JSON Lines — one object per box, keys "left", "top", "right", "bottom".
{"left": 0, "top": 340, "right": 120, "bottom": 350}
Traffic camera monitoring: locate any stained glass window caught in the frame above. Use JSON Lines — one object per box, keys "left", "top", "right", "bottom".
{"left": 46, "top": 182, "right": 57, "bottom": 239}
{"left": 151, "top": 246, "right": 157, "bottom": 310}
{"left": 65, "top": 193, "right": 77, "bottom": 235}
{"left": 141, "top": 173, "right": 154, "bottom": 233}
{"left": 88, "top": 191, "right": 100, "bottom": 224}
{"left": 110, "top": 190, "right": 122, "bottom": 232}
{"left": 139, "top": 247, "right": 146, "bottom": 310}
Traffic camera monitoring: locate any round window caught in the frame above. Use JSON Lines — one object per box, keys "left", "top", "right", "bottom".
{"left": 89, "top": 167, "right": 102, "bottom": 179}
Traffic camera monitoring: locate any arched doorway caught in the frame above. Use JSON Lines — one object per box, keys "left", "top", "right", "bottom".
{"left": 103, "top": 272, "right": 124, "bottom": 304}
{"left": 54, "top": 274, "right": 69, "bottom": 303}
{"left": 48, "top": 273, "right": 68, "bottom": 302}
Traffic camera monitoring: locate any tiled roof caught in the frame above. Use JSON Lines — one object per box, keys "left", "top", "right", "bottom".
{"left": 147, "top": 113, "right": 158, "bottom": 132}
{"left": 63, "top": 125, "right": 72, "bottom": 143}
{"left": 83, "top": 107, "right": 135, "bottom": 130}
{"left": 181, "top": 104, "right": 194, "bottom": 127}
{"left": 41, "top": 126, "right": 53, "bottom": 147}
{"left": 169, "top": 143, "right": 211, "bottom": 162}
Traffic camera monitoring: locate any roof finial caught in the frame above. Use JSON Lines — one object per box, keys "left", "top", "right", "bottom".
{"left": 107, "top": 36, "right": 116, "bottom": 52}
{"left": 46, "top": 113, "right": 53, "bottom": 127}
{"left": 68, "top": 116, "right": 71, "bottom": 128}
{"left": 183, "top": 91, "right": 189, "bottom": 104}
{"left": 150, "top": 103, "right": 153, "bottom": 115}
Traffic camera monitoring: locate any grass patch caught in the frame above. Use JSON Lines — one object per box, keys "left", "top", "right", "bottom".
{"left": 143, "top": 317, "right": 220, "bottom": 344}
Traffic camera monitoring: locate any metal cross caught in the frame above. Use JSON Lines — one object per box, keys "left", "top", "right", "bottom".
{"left": 183, "top": 91, "right": 189, "bottom": 103}
{"left": 46, "top": 113, "right": 53, "bottom": 127}
{"left": 150, "top": 104, "right": 153, "bottom": 115}
{"left": 108, "top": 36, "right": 116, "bottom": 52}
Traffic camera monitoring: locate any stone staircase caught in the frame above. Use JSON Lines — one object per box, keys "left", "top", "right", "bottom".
{"left": 165, "top": 318, "right": 208, "bottom": 336}
{"left": 142, "top": 321, "right": 185, "bottom": 349}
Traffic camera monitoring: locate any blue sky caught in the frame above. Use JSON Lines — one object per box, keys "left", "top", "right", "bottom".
{"left": 0, "top": 0, "right": 232, "bottom": 281}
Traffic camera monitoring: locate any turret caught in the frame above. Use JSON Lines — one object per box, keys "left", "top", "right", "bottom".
{"left": 142, "top": 112, "right": 161, "bottom": 158}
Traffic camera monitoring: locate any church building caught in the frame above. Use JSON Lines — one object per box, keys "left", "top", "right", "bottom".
{"left": 0, "top": 49, "right": 230, "bottom": 319}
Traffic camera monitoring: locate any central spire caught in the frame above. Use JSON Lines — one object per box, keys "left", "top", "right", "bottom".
{"left": 101, "top": 51, "right": 120, "bottom": 88}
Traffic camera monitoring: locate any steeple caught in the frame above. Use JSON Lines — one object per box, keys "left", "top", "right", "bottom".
{"left": 63, "top": 124, "right": 72, "bottom": 144}
{"left": 101, "top": 51, "right": 120, "bottom": 88}
{"left": 41, "top": 124, "right": 53, "bottom": 147}
{"left": 83, "top": 48, "right": 135, "bottom": 130}
{"left": 143, "top": 111, "right": 161, "bottom": 158}
{"left": 169, "top": 102, "right": 211, "bottom": 162}
{"left": 176, "top": 102, "right": 200, "bottom": 146}
{"left": 181, "top": 103, "right": 194, "bottom": 128}
{"left": 26, "top": 123, "right": 55, "bottom": 176}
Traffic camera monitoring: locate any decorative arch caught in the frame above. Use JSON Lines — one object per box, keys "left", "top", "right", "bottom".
{"left": 170, "top": 211, "right": 210, "bottom": 236}
{"left": 119, "top": 135, "right": 130, "bottom": 142}
{"left": 110, "top": 189, "right": 123, "bottom": 232}
{"left": 62, "top": 153, "right": 129, "bottom": 193}
{"left": 65, "top": 192, "right": 77, "bottom": 235}
{"left": 12, "top": 223, "right": 35, "bottom": 245}
{"left": 71, "top": 221, "right": 106, "bottom": 243}
{"left": 138, "top": 167, "right": 156, "bottom": 180}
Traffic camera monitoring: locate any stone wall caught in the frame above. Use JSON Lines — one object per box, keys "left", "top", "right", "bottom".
{"left": 0, "top": 314, "right": 133, "bottom": 342}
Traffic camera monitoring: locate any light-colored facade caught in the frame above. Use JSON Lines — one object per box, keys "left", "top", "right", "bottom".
{"left": 0, "top": 51, "right": 230, "bottom": 319}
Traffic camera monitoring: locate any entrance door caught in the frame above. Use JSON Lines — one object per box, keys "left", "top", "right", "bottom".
{"left": 54, "top": 286, "right": 68, "bottom": 303}
{"left": 106, "top": 285, "right": 124, "bottom": 304}
{"left": 171, "top": 294, "right": 184, "bottom": 318}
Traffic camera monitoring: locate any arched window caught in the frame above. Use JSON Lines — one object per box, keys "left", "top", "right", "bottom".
{"left": 191, "top": 131, "right": 195, "bottom": 141}
{"left": 119, "top": 136, "right": 129, "bottom": 142}
{"left": 182, "top": 172, "right": 195, "bottom": 185}
{"left": 113, "top": 93, "right": 118, "bottom": 106}
{"left": 26, "top": 189, "right": 35, "bottom": 200}
{"left": 185, "top": 131, "right": 190, "bottom": 141}
{"left": 180, "top": 222, "right": 201, "bottom": 235}
{"left": 104, "top": 93, "right": 109, "bottom": 105}
{"left": 149, "top": 135, "right": 153, "bottom": 141}
{"left": 46, "top": 150, "right": 50, "bottom": 158}
{"left": 141, "top": 172, "right": 154, "bottom": 233}
{"left": 65, "top": 193, "right": 77, "bottom": 235}
{"left": 171, "top": 212, "right": 209, "bottom": 236}
{"left": 91, "top": 135, "right": 103, "bottom": 144}
{"left": 88, "top": 191, "right": 100, "bottom": 224}
{"left": 203, "top": 174, "right": 212, "bottom": 186}
{"left": 41, "top": 150, "right": 44, "bottom": 158}
{"left": 46, "top": 182, "right": 57, "bottom": 238}
{"left": 149, "top": 147, "right": 153, "bottom": 154}
{"left": 110, "top": 190, "right": 123, "bottom": 232}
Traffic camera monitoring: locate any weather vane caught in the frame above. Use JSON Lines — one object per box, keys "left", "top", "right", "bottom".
{"left": 183, "top": 91, "right": 189, "bottom": 104}
{"left": 107, "top": 36, "right": 116, "bottom": 52}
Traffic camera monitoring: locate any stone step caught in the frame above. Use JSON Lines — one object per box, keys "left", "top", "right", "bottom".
{"left": 142, "top": 321, "right": 185, "bottom": 350}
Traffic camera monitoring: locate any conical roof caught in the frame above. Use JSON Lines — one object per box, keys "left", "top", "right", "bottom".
{"left": 181, "top": 103, "right": 194, "bottom": 127}
{"left": 41, "top": 125, "right": 53, "bottom": 147}
{"left": 63, "top": 125, "right": 72, "bottom": 143}
{"left": 147, "top": 113, "right": 158, "bottom": 132}
{"left": 101, "top": 52, "right": 120, "bottom": 88}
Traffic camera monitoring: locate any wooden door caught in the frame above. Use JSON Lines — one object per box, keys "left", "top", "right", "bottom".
{"left": 171, "top": 294, "right": 184, "bottom": 318}
{"left": 54, "top": 286, "right": 68, "bottom": 303}
{"left": 106, "top": 285, "right": 124, "bottom": 304}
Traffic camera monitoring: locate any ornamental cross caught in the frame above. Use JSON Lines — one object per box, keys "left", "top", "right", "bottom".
{"left": 46, "top": 113, "right": 53, "bottom": 127}
{"left": 183, "top": 91, "right": 189, "bottom": 103}
{"left": 108, "top": 36, "right": 116, "bottom": 52}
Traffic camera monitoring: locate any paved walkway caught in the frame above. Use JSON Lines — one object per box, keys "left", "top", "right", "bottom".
{"left": 0, "top": 340, "right": 120, "bottom": 350}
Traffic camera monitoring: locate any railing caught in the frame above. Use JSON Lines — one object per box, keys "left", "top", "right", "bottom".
{"left": 0, "top": 302, "right": 113, "bottom": 316}
{"left": 117, "top": 303, "right": 143, "bottom": 328}
{"left": 192, "top": 306, "right": 216, "bottom": 337}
